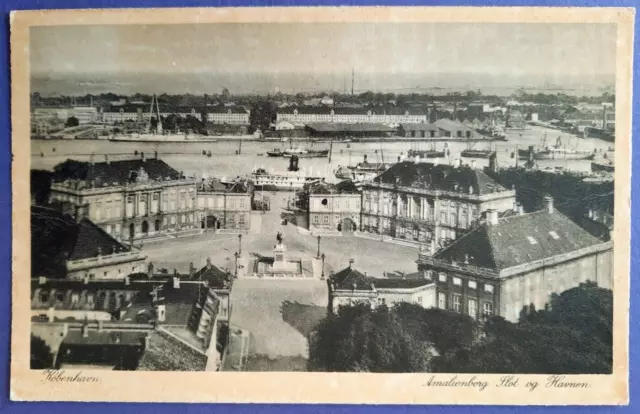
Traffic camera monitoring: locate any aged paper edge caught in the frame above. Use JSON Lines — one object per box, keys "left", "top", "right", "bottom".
{"left": 9, "top": 6, "right": 633, "bottom": 405}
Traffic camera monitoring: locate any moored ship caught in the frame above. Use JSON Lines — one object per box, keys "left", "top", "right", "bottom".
{"left": 591, "top": 159, "right": 615, "bottom": 173}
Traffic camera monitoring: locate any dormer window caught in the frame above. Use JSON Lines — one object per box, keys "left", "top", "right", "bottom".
{"left": 128, "top": 171, "right": 138, "bottom": 183}
{"left": 293, "top": 109, "right": 299, "bottom": 115}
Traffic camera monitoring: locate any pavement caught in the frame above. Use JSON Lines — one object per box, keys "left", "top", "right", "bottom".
{"left": 139, "top": 191, "right": 420, "bottom": 371}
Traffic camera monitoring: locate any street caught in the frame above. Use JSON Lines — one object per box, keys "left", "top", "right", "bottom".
{"left": 139, "top": 191, "right": 419, "bottom": 370}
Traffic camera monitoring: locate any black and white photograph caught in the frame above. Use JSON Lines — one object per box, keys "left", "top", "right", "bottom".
{"left": 22, "top": 11, "right": 625, "bottom": 383}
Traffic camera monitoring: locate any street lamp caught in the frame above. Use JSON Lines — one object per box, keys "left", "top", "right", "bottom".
{"left": 238, "top": 234, "right": 242, "bottom": 256}
{"left": 321, "top": 253, "right": 325, "bottom": 280}
{"left": 234, "top": 252, "right": 239, "bottom": 279}
{"left": 317, "top": 235, "right": 321, "bottom": 259}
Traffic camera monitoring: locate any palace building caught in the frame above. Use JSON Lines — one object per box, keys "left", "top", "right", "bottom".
{"left": 276, "top": 106, "right": 427, "bottom": 126}
{"left": 416, "top": 197, "right": 614, "bottom": 322}
{"left": 196, "top": 179, "right": 253, "bottom": 233}
{"left": 360, "top": 159, "right": 516, "bottom": 247}
{"left": 298, "top": 180, "right": 361, "bottom": 234}
{"left": 49, "top": 154, "right": 200, "bottom": 243}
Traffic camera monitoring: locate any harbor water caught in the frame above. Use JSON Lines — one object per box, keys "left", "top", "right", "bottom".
{"left": 31, "top": 125, "right": 615, "bottom": 182}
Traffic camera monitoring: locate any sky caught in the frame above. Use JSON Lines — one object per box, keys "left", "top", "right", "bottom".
{"left": 29, "top": 23, "right": 617, "bottom": 95}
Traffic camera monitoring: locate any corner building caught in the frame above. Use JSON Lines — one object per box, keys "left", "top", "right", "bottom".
{"left": 416, "top": 197, "right": 613, "bottom": 322}
{"left": 360, "top": 160, "right": 516, "bottom": 247}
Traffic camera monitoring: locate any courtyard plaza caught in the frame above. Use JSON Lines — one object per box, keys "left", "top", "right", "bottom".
{"left": 140, "top": 191, "right": 419, "bottom": 371}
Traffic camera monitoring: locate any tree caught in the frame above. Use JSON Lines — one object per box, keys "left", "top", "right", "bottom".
{"left": 31, "top": 335, "right": 54, "bottom": 369}
{"left": 221, "top": 87, "right": 231, "bottom": 101}
{"left": 309, "top": 304, "right": 433, "bottom": 372}
{"left": 65, "top": 116, "right": 79, "bottom": 127}
{"left": 432, "top": 283, "right": 613, "bottom": 374}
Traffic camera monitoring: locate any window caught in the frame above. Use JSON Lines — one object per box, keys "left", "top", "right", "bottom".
{"left": 440, "top": 212, "right": 447, "bottom": 224}
{"left": 452, "top": 294, "right": 462, "bottom": 312}
{"left": 416, "top": 295, "right": 422, "bottom": 304}
{"left": 380, "top": 298, "right": 386, "bottom": 306}
{"left": 453, "top": 277, "right": 462, "bottom": 286}
{"left": 468, "top": 298, "right": 477, "bottom": 319}
{"left": 106, "top": 224, "right": 112, "bottom": 234}
{"left": 55, "top": 291, "right": 65, "bottom": 302}
{"left": 437, "top": 292, "right": 446, "bottom": 309}
{"left": 323, "top": 215, "right": 329, "bottom": 224}
{"left": 438, "top": 273, "right": 447, "bottom": 282}
{"left": 239, "top": 198, "right": 245, "bottom": 209}
{"left": 483, "top": 302, "right": 494, "bottom": 316}
{"left": 549, "top": 231, "right": 560, "bottom": 240}
{"left": 39, "top": 291, "right": 50, "bottom": 303}
{"left": 71, "top": 293, "right": 79, "bottom": 305}
{"left": 87, "top": 294, "right": 94, "bottom": 307}
{"left": 313, "top": 215, "right": 319, "bottom": 225}
{"left": 171, "top": 216, "right": 176, "bottom": 225}
{"left": 163, "top": 217, "right": 168, "bottom": 225}
{"left": 239, "top": 214, "right": 246, "bottom": 225}
{"left": 485, "top": 284, "right": 494, "bottom": 294}
{"left": 468, "top": 280, "right": 477, "bottom": 289}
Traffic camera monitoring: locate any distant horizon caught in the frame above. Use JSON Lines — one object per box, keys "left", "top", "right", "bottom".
{"left": 30, "top": 22, "right": 616, "bottom": 97}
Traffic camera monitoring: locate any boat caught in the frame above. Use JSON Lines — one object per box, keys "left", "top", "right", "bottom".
{"left": 461, "top": 142, "right": 495, "bottom": 159}
{"left": 407, "top": 141, "right": 446, "bottom": 159}
{"left": 251, "top": 168, "right": 321, "bottom": 191}
{"left": 461, "top": 149, "right": 494, "bottom": 158}
{"left": 334, "top": 165, "right": 353, "bottom": 180}
{"left": 591, "top": 159, "right": 615, "bottom": 173}
{"left": 518, "top": 136, "right": 595, "bottom": 160}
{"left": 267, "top": 148, "right": 285, "bottom": 157}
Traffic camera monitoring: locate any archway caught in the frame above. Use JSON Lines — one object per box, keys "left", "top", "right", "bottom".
{"left": 342, "top": 217, "right": 357, "bottom": 234}
{"left": 128, "top": 223, "right": 135, "bottom": 241}
{"left": 141, "top": 221, "right": 149, "bottom": 235}
{"left": 154, "top": 219, "right": 160, "bottom": 232}
{"left": 206, "top": 215, "right": 217, "bottom": 229}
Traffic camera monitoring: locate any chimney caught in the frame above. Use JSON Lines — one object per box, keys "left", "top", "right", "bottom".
{"left": 189, "top": 262, "right": 195, "bottom": 277}
{"left": 97, "top": 320, "right": 104, "bottom": 332}
{"left": 487, "top": 209, "right": 499, "bottom": 225}
{"left": 455, "top": 158, "right": 462, "bottom": 168}
{"left": 544, "top": 196, "right": 554, "bottom": 213}
{"left": 105, "top": 154, "right": 110, "bottom": 164}
{"left": 47, "top": 307, "right": 55, "bottom": 322}
{"left": 206, "top": 258, "right": 212, "bottom": 270}
{"left": 422, "top": 269, "right": 431, "bottom": 280}
{"left": 38, "top": 276, "right": 47, "bottom": 285}
{"left": 82, "top": 323, "right": 89, "bottom": 338}
{"left": 363, "top": 154, "right": 368, "bottom": 163}
{"left": 154, "top": 150, "right": 158, "bottom": 159}
{"left": 349, "top": 258, "right": 354, "bottom": 268}
{"left": 464, "top": 254, "right": 469, "bottom": 264}
{"left": 141, "top": 152, "right": 145, "bottom": 162}
{"left": 173, "top": 276, "right": 180, "bottom": 289}
{"left": 83, "top": 275, "right": 89, "bottom": 285}
{"left": 97, "top": 247, "right": 102, "bottom": 257}
{"left": 124, "top": 276, "right": 130, "bottom": 286}
{"left": 517, "top": 203, "right": 524, "bottom": 215}
{"left": 147, "top": 262, "right": 154, "bottom": 279}
{"left": 414, "top": 155, "right": 421, "bottom": 164}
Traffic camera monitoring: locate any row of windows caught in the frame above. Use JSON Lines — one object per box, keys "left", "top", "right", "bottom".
{"left": 432, "top": 271, "right": 494, "bottom": 293}
{"left": 437, "top": 293, "right": 493, "bottom": 318}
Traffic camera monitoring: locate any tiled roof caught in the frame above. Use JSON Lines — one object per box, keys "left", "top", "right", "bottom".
{"left": 433, "top": 118, "right": 476, "bottom": 132}
{"left": 31, "top": 207, "right": 131, "bottom": 277}
{"left": 191, "top": 262, "right": 232, "bottom": 289}
{"left": 306, "top": 123, "right": 396, "bottom": 133}
{"left": 62, "top": 329, "right": 147, "bottom": 346}
{"left": 434, "top": 208, "right": 605, "bottom": 270}
{"left": 305, "top": 179, "right": 360, "bottom": 195}
{"left": 374, "top": 161, "right": 508, "bottom": 195}
{"left": 53, "top": 158, "right": 183, "bottom": 187}
{"left": 400, "top": 123, "right": 440, "bottom": 131}
{"left": 330, "top": 266, "right": 375, "bottom": 291}
{"left": 137, "top": 329, "right": 207, "bottom": 371}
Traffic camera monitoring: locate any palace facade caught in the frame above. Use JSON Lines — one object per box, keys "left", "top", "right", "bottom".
{"left": 360, "top": 160, "right": 516, "bottom": 247}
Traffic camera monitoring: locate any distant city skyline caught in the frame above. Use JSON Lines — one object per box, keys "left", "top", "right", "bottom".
{"left": 30, "top": 22, "right": 616, "bottom": 96}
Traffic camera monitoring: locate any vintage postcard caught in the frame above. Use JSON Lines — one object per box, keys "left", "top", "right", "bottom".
{"left": 10, "top": 6, "right": 633, "bottom": 404}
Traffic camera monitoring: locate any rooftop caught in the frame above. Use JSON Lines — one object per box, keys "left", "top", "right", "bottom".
{"left": 304, "top": 179, "right": 360, "bottom": 195}
{"left": 305, "top": 123, "right": 396, "bottom": 133}
{"left": 330, "top": 266, "right": 375, "bottom": 291}
{"left": 373, "top": 161, "right": 508, "bottom": 195}
{"left": 330, "top": 266, "right": 432, "bottom": 291}
{"left": 433, "top": 207, "right": 606, "bottom": 270}
{"left": 52, "top": 157, "right": 184, "bottom": 187}
{"left": 137, "top": 329, "right": 208, "bottom": 371}
{"left": 31, "top": 207, "right": 131, "bottom": 277}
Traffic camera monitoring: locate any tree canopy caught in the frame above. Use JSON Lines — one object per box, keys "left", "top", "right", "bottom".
{"left": 31, "top": 335, "right": 54, "bottom": 369}
{"left": 64, "top": 116, "right": 79, "bottom": 128}
{"left": 432, "top": 282, "right": 613, "bottom": 374}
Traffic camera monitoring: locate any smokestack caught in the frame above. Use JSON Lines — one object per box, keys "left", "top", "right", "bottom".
{"left": 487, "top": 209, "right": 499, "bottom": 225}
{"left": 544, "top": 196, "right": 554, "bottom": 213}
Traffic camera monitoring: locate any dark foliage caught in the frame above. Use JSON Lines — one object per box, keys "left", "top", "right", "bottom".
{"left": 432, "top": 282, "right": 613, "bottom": 374}
{"left": 31, "top": 335, "right": 54, "bottom": 369}
{"left": 65, "top": 116, "right": 79, "bottom": 127}
{"left": 30, "top": 170, "right": 53, "bottom": 205}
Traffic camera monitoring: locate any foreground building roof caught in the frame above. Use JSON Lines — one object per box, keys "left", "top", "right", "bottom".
{"left": 31, "top": 207, "right": 131, "bottom": 277}
{"left": 433, "top": 206, "right": 607, "bottom": 271}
